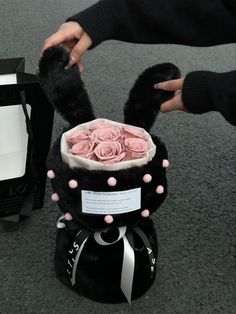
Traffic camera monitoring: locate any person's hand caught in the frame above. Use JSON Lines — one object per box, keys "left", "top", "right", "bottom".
{"left": 154, "top": 78, "right": 187, "bottom": 112}
{"left": 41, "top": 21, "right": 92, "bottom": 72}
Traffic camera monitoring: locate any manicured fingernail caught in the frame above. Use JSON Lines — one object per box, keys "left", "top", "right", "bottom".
{"left": 65, "top": 56, "right": 76, "bottom": 70}
{"left": 154, "top": 82, "right": 164, "bottom": 89}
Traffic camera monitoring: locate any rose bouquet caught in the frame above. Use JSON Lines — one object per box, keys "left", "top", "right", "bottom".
{"left": 61, "top": 118, "right": 156, "bottom": 171}
{"left": 39, "top": 46, "right": 179, "bottom": 304}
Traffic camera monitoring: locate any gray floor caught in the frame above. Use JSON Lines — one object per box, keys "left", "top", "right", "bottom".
{"left": 0, "top": 1, "right": 235, "bottom": 313}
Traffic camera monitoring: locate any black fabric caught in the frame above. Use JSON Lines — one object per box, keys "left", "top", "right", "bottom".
{"left": 55, "top": 217, "right": 157, "bottom": 303}
{"left": 68, "top": 0, "right": 236, "bottom": 47}
{"left": 67, "top": 0, "right": 236, "bottom": 126}
{"left": 38, "top": 47, "right": 95, "bottom": 126}
{"left": 124, "top": 63, "right": 181, "bottom": 130}
{"left": 183, "top": 71, "right": 236, "bottom": 126}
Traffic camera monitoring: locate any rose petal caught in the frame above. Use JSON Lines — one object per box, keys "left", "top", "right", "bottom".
{"left": 68, "top": 129, "right": 91, "bottom": 146}
{"left": 71, "top": 140, "right": 95, "bottom": 159}
{"left": 91, "top": 127, "right": 121, "bottom": 143}
{"left": 122, "top": 125, "right": 148, "bottom": 140}
{"left": 124, "top": 137, "right": 148, "bottom": 160}
{"left": 94, "top": 141, "right": 125, "bottom": 164}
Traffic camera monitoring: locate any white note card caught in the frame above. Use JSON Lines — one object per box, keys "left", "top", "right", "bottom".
{"left": 81, "top": 188, "right": 141, "bottom": 215}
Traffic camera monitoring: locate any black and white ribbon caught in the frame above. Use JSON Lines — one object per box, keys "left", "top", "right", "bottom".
{"left": 93, "top": 226, "right": 134, "bottom": 304}
{"left": 57, "top": 216, "right": 156, "bottom": 304}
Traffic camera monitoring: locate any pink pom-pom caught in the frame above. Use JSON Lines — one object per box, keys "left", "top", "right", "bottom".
{"left": 162, "top": 159, "right": 169, "bottom": 168}
{"left": 64, "top": 213, "right": 73, "bottom": 221}
{"left": 156, "top": 185, "right": 164, "bottom": 194}
{"left": 51, "top": 193, "right": 59, "bottom": 202}
{"left": 68, "top": 179, "right": 78, "bottom": 189}
{"left": 47, "top": 170, "right": 55, "bottom": 179}
{"left": 141, "top": 209, "right": 150, "bottom": 217}
{"left": 107, "top": 177, "right": 117, "bottom": 187}
{"left": 104, "top": 215, "right": 114, "bottom": 224}
{"left": 143, "top": 174, "right": 152, "bottom": 183}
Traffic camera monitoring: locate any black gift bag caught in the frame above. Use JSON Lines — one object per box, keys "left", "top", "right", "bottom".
{"left": 0, "top": 58, "right": 54, "bottom": 231}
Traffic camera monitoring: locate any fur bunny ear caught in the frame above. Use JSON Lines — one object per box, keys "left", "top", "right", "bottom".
{"left": 124, "top": 63, "right": 181, "bottom": 132}
{"left": 38, "top": 46, "right": 95, "bottom": 126}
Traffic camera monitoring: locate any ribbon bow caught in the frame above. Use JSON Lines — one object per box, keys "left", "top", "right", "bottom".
{"left": 57, "top": 216, "right": 156, "bottom": 304}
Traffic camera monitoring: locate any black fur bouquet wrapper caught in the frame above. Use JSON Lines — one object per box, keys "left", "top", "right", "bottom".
{"left": 39, "top": 47, "right": 180, "bottom": 230}
{"left": 47, "top": 118, "right": 168, "bottom": 230}
{"left": 55, "top": 216, "right": 157, "bottom": 303}
{"left": 39, "top": 46, "right": 181, "bottom": 304}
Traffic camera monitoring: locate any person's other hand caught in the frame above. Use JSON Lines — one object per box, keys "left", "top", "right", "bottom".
{"left": 41, "top": 21, "right": 92, "bottom": 72}
{"left": 154, "top": 78, "right": 186, "bottom": 112}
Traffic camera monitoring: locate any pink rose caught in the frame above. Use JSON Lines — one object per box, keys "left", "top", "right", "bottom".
{"left": 91, "top": 126, "right": 121, "bottom": 144}
{"left": 68, "top": 129, "right": 91, "bottom": 147}
{"left": 124, "top": 138, "right": 148, "bottom": 160}
{"left": 121, "top": 125, "right": 147, "bottom": 141}
{"left": 94, "top": 141, "right": 126, "bottom": 164}
{"left": 92, "top": 122, "right": 115, "bottom": 129}
{"left": 70, "top": 140, "right": 95, "bottom": 160}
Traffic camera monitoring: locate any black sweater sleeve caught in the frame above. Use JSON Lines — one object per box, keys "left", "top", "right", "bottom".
{"left": 67, "top": 0, "right": 236, "bottom": 47}
{"left": 182, "top": 71, "right": 236, "bottom": 126}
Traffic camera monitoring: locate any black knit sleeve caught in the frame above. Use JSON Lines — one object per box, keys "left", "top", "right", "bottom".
{"left": 67, "top": 0, "right": 236, "bottom": 47}
{"left": 182, "top": 71, "right": 236, "bottom": 126}
{"left": 67, "top": 0, "right": 123, "bottom": 47}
